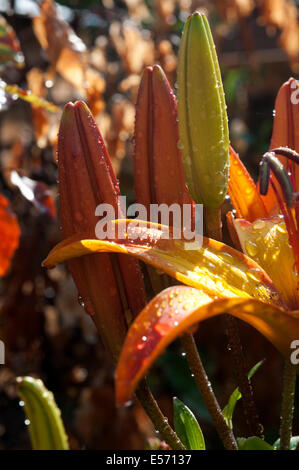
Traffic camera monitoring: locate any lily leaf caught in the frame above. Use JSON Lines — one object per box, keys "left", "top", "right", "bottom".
{"left": 237, "top": 437, "right": 274, "bottom": 450}
{"left": 16, "top": 376, "right": 69, "bottom": 450}
{"left": 222, "top": 360, "right": 264, "bottom": 429}
{"left": 173, "top": 398, "right": 205, "bottom": 450}
{"left": 4, "top": 83, "right": 59, "bottom": 113}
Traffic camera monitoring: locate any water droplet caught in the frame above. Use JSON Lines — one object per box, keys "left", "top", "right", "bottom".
{"left": 245, "top": 240, "right": 258, "bottom": 257}
{"left": 293, "top": 263, "right": 299, "bottom": 276}
{"left": 123, "top": 400, "right": 133, "bottom": 408}
{"left": 277, "top": 224, "right": 287, "bottom": 234}
{"left": 247, "top": 270, "right": 261, "bottom": 282}
{"left": 45, "top": 79, "right": 54, "bottom": 88}
{"left": 252, "top": 219, "right": 266, "bottom": 231}
{"left": 78, "top": 295, "right": 85, "bottom": 308}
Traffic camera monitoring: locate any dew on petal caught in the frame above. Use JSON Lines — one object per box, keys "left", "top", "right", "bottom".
{"left": 245, "top": 240, "right": 258, "bottom": 257}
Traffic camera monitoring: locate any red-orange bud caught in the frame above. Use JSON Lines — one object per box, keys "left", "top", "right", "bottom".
{"left": 58, "top": 101, "right": 146, "bottom": 361}
{"left": 134, "top": 65, "right": 194, "bottom": 226}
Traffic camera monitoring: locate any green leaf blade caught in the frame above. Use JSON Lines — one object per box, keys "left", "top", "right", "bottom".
{"left": 238, "top": 437, "right": 274, "bottom": 450}
{"left": 222, "top": 359, "right": 264, "bottom": 429}
{"left": 173, "top": 397, "right": 205, "bottom": 450}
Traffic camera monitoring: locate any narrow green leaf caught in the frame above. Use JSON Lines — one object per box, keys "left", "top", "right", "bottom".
{"left": 3, "top": 83, "right": 59, "bottom": 113}
{"left": 273, "top": 436, "right": 299, "bottom": 450}
{"left": 237, "top": 437, "right": 274, "bottom": 450}
{"left": 222, "top": 360, "right": 264, "bottom": 429}
{"left": 16, "top": 376, "right": 69, "bottom": 450}
{"left": 173, "top": 397, "right": 205, "bottom": 450}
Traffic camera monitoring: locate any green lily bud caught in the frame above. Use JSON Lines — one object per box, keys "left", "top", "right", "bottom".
{"left": 177, "top": 12, "right": 229, "bottom": 209}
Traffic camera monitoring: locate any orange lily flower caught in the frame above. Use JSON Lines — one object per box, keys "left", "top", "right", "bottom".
{"left": 228, "top": 77, "right": 299, "bottom": 310}
{"left": 43, "top": 81, "right": 299, "bottom": 407}
{"left": 43, "top": 214, "right": 299, "bottom": 405}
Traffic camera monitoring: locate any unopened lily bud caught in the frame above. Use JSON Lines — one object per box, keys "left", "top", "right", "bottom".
{"left": 270, "top": 77, "right": 299, "bottom": 190}
{"left": 260, "top": 78, "right": 299, "bottom": 214}
{"left": 134, "top": 65, "right": 194, "bottom": 218}
{"left": 177, "top": 12, "right": 229, "bottom": 209}
{"left": 58, "top": 101, "right": 146, "bottom": 361}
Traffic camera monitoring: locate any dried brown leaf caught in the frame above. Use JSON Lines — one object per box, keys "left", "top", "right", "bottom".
{"left": 33, "top": 0, "right": 87, "bottom": 90}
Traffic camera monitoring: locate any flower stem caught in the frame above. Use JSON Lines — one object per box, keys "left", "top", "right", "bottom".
{"left": 135, "top": 379, "right": 186, "bottom": 450}
{"left": 204, "top": 206, "right": 262, "bottom": 438}
{"left": 224, "top": 314, "right": 264, "bottom": 438}
{"left": 280, "top": 360, "right": 297, "bottom": 450}
{"left": 180, "top": 333, "right": 238, "bottom": 450}
{"left": 204, "top": 207, "right": 222, "bottom": 241}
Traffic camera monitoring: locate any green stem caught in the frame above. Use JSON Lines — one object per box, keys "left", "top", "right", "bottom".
{"left": 280, "top": 361, "right": 297, "bottom": 450}
{"left": 136, "top": 379, "right": 186, "bottom": 450}
{"left": 181, "top": 333, "right": 238, "bottom": 450}
{"left": 204, "top": 206, "right": 222, "bottom": 241}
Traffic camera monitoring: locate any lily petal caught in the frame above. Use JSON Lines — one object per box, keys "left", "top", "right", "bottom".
{"left": 233, "top": 217, "right": 299, "bottom": 310}
{"left": 229, "top": 146, "right": 268, "bottom": 221}
{"left": 43, "top": 219, "right": 284, "bottom": 308}
{"left": 115, "top": 285, "right": 299, "bottom": 406}
{"left": 0, "top": 193, "right": 20, "bottom": 276}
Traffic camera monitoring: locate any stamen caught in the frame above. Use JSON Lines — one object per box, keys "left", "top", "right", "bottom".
{"left": 259, "top": 159, "right": 270, "bottom": 196}
{"left": 258, "top": 150, "right": 299, "bottom": 276}
{"left": 271, "top": 147, "right": 299, "bottom": 190}
{"left": 259, "top": 152, "right": 294, "bottom": 207}
{"left": 271, "top": 147, "right": 299, "bottom": 165}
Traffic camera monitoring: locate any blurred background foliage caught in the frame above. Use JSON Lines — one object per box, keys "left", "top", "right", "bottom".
{"left": 0, "top": 0, "right": 298, "bottom": 450}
